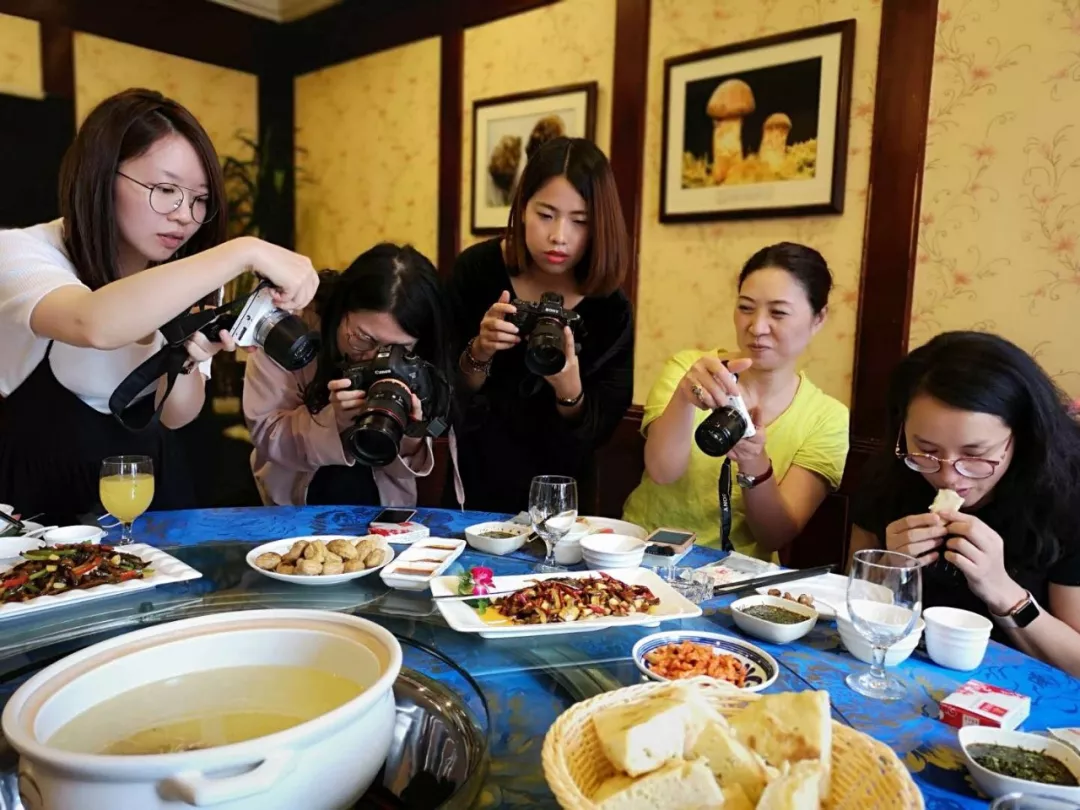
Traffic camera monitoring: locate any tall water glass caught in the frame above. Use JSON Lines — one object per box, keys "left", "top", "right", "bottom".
{"left": 529, "top": 475, "right": 578, "bottom": 574}
{"left": 846, "top": 549, "right": 921, "bottom": 701}
{"left": 99, "top": 455, "right": 155, "bottom": 545}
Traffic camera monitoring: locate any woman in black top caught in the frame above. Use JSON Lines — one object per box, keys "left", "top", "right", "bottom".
{"left": 448, "top": 137, "right": 634, "bottom": 512}
{"left": 849, "top": 332, "right": 1080, "bottom": 676}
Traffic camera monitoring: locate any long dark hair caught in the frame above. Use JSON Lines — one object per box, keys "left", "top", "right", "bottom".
{"left": 739, "top": 242, "right": 832, "bottom": 315}
{"left": 302, "top": 244, "right": 455, "bottom": 417}
{"left": 858, "top": 331, "right": 1080, "bottom": 568}
{"left": 59, "top": 88, "right": 227, "bottom": 290}
{"left": 505, "top": 137, "right": 628, "bottom": 297}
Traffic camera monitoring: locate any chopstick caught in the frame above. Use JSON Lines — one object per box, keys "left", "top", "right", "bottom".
{"left": 712, "top": 564, "right": 835, "bottom": 596}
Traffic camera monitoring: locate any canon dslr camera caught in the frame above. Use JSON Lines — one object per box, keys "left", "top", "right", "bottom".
{"left": 693, "top": 371, "right": 757, "bottom": 458}
{"left": 506, "top": 292, "right": 583, "bottom": 376}
{"left": 338, "top": 345, "right": 450, "bottom": 467}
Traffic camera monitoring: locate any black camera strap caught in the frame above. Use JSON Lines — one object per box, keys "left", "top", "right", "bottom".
{"left": 718, "top": 458, "right": 734, "bottom": 551}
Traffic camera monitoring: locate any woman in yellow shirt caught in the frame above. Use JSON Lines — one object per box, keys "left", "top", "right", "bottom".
{"left": 623, "top": 242, "right": 849, "bottom": 560}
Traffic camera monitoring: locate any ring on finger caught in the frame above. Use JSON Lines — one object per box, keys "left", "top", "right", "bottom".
{"left": 690, "top": 384, "right": 706, "bottom": 404}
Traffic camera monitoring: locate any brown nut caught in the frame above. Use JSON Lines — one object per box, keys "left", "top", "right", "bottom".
{"left": 254, "top": 552, "right": 282, "bottom": 571}
{"left": 322, "top": 560, "right": 345, "bottom": 576}
{"left": 362, "top": 548, "right": 385, "bottom": 568}
{"left": 296, "top": 559, "right": 323, "bottom": 575}
{"left": 327, "top": 539, "right": 359, "bottom": 560}
{"left": 282, "top": 541, "right": 307, "bottom": 564}
{"left": 343, "top": 559, "right": 365, "bottom": 573}
{"left": 275, "top": 563, "right": 296, "bottom": 575}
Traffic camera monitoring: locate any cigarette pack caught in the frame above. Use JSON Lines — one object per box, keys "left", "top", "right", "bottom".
{"left": 939, "top": 679, "right": 1030, "bottom": 730}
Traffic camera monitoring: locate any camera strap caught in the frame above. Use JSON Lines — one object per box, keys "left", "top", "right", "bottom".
{"left": 718, "top": 458, "right": 733, "bottom": 551}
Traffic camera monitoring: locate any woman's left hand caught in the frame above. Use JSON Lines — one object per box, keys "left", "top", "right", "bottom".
{"left": 725, "top": 408, "right": 770, "bottom": 477}
{"left": 184, "top": 329, "right": 236, "bottom": 366}
{"left": 940, "top": 511, "right": 1025, "bottom": 613}
{"left": 543, "top": 326, "right": 583, "bottom": 402}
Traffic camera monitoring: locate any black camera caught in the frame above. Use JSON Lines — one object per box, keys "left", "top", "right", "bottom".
{"left": 160, "top": 281, "right": 319, "bottom": 371}
{"left": 505, "top": 292, "right": 583, "bottom": 376}
{"left": 694, "top": 374, "right": 757, "bottom": 458}
{"left": 338, "top": 345, "right": 450, "bottom": 467}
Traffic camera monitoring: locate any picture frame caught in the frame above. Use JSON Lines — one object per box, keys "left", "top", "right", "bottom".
{"left": 659, "top": 20, "right": 856, "bottom": 223}
{"left": 470, "top": 81, "right": 598, "bottom": 235}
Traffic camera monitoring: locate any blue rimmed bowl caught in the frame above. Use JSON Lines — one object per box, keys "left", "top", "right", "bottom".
{"left": 631, "top": 630, "right": 779, "bottom": 692}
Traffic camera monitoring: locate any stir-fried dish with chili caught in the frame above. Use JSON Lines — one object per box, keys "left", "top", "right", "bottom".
{"left": 0, "top": 543, "right": 153, "bottom": 605}
{"left": 491, "top": 572, "right": 660, "bottom": 624}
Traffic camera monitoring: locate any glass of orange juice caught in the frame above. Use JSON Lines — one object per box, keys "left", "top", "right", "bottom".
{"left": 99, "top": 455, "right": 155, "bottom": 545}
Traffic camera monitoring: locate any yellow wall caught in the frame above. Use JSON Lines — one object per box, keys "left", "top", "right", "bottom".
{"left": 460, "top": 0, "right": 617, "bottom": 250}
{"left": 0, "top": 13, "right": 43, "bottom": 99}
{"left": 635, "top": 0, "right": 882, "bottom": 405}
{"left": 911, "top": 0, "right": 1080, "bottom": 399}
{"left": 294, "top": 37, "right": 441, "bottom": 272}
{"left": 73, "top": 33, "right": 257, "bottom": 162}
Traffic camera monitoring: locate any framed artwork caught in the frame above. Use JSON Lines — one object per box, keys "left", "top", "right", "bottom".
{"left": 470, "top": 81, "right": 598, "bottom": 235}
{"left": 660, "top": 20, "right": 856, "bottom": 223}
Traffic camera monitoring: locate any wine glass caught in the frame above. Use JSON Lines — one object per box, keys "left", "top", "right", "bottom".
{"left": 529, "top": 475, "right": 578, "bottom": 574}
{"left": 99, "top": 456, "right": 155, "bottom": 546}
{"left": 846, "top": 549, "right": 921, "bottom": 701}
{"left": 991, "top": 796, "right": 1080, "bottom": 810}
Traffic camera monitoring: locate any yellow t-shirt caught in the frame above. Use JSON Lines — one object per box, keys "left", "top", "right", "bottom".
{"left": 622, "top": 349, "right": 849, "bottom": 560}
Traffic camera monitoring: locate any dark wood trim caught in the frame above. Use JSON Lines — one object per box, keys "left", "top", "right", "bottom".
{"left": 39, "top": 22, "right": 74, "bottom": 100}
{"left": 469, "top": 81, "right": 598, "bottom": 237}
{"left": 255, "top": 24, "right": 295, "bottom": 249}
{"left": 849, "top": 0, "right": 939, "bottom": 442}
{"left": 658, "top": 19, "right": 856, "bottom": 224}
{"left": 438, "top": 27, "right": 465, "bottom": 277}
{"left": 609, "top": 0, "right": 650, "bottom": 306}
{"left": 0, "top": 0, "right": 270, "bottom": 73}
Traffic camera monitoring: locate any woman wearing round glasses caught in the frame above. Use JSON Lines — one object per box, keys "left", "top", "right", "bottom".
{"left": 850, "top": 332, "right": 1080, "bottom": 675}
{"left": 0, "top": 88, "right": 318, "bottom": 524}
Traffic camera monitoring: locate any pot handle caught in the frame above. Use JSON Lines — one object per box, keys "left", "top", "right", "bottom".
{"left": 160, "top": 750, "right": 295, "bottom": 806}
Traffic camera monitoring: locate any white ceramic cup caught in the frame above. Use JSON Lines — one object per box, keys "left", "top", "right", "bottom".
{"left": 42, "top": 526, "right": 106, "bottom": 546}
{"left": 553, "top": 537, "right": 583, "bottom": 565}
{"left": 924, "top": 607, "right": 992, "bottom": 670}
{"left": 923, "top": 606, "right": 994, "bottom": 635}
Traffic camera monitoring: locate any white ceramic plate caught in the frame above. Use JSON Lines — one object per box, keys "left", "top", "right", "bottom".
{"left": 245, "top": 536, "right": 393, "bottom": 586}
{"left": 431, "top": 567, "right": 702, "bottom": 639}
{"left": 0, "top": 544, "right": 202, "bottom": 621}
{"left": 755, "top": 572, "right": 891, "bottom": 619}
{"left": 380, "top": 538, "right": 466, "bottom": 591}
{"left": 632, "top": 630, "right": 780, "bottom": 692}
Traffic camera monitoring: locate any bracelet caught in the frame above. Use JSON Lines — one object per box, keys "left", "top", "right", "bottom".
{"left": 556, "top": 389, "right": 585, "bottom": 407}
{"left": 461, "top": 338, "right": 493, "bottom": 374}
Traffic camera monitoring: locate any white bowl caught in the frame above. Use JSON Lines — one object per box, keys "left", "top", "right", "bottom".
{"left": 959, "top": 726, "right": 1080, "bottom": 802}
{"left": 464, "top": 522, "right": 531, "bottom": 556}
{"left": 245, "top": 536, "right": 393, "bottom": 586}
{"left": 1, "top": 610, "right": 402, "bottom": 810}
{"left": 581, "top": 534, "right": 646, "bottom": 570}
{"left": 632, "top": 631, "right": 779, "bottom": 692}
{"left": 730, "top": 595, "right": 818, "bottom": 644}
{"left": 924, "top": 606, "right": 994, "bottom": 635}
{"left": 43, "top": 526, "right": 106, "bottom": 546}
{"left": 926, "top": 630, "right": 989, "bottom": 670}
{"left": 553, "top": 537, "right": 583, "bottom": 566}
{"left": 836, "top": 617, "right": 925, "bottom": 666}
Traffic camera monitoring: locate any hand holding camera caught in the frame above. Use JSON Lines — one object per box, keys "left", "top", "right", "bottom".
{"left": 328, "top": 378, "right": 422, "bottom": 434}
{"left": 234, "top": 237, "right": 319, "bottom": 313}
{"left": 473, "top": 291, "right": 521, "bottom": 362}
{"left": 686, "top": 357, "right": 764, "bottom": 459}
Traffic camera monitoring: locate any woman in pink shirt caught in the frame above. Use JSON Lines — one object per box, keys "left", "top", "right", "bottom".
{"left": 243, "top": 243, "right": 461, "bottom": 507}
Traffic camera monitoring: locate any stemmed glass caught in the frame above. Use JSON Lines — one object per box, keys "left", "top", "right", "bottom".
{"left": 990, "top": 796, "right": 1080, "bottom": 810}
{"left": 99, "top": 456, "right": 155, "bottom": 546}
{"left": 529, "top": 475, "right": 578, "bottom": 574}
{"left": 846, "top": 549, "right": 922, "bottom": 701}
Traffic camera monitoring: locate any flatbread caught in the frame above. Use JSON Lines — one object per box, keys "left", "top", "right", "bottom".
{"left": 929, "top": 488, "right": 964, "bottom": 514}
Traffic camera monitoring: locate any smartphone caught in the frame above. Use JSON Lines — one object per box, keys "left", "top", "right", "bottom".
{"left": 644, "top": 528, "right": 696, "bottom": 556}
{"left": 370, "top": 508, "right": 417, "bottom": 526}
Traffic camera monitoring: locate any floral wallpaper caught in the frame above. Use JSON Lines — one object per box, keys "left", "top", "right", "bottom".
{"left": 295, "top": 37, "right": 441, "bottom": 272}
{"left": 911, "top": 0, "right": 1080, "bottom": 399}
{"left": 0, "top": 13, "right": 42, "bottom": 99}
{"left": 635, "top": 0, "right": 883, "bottom": 404}
{"left": 73, "top": 33, "right": 257, "bottom": 163}
{"left": 460, "top": 0, "right": 617, "bottom": 250}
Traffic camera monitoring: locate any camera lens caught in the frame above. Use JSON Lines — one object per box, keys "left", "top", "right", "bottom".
{"left": 525, "top": 317, "right": 567, "bottom": 376}
{"left": 345, "top": 379, "right": 411, "bottom": 466}
{"left": 694, "top": 406, "right": 749, "bottom": 457}
{"left": 254, "top": 310, "right": 319, "bottom": 371}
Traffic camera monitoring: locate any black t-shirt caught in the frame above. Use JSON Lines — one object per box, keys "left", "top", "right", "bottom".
{"left": 445, "top": 238, "right": 634, "bottom": 513}
{"left": 852, "top": 477, "right": 1080, "bottom": 645}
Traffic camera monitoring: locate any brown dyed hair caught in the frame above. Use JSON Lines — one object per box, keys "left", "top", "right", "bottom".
{"left": 59, "top": 88, "right": 227, "bottom": 291}
{"left": 505, "top": 137, "right": 628, "bottom": 297}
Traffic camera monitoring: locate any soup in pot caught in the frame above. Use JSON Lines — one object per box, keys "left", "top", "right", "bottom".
{"left": 47, "top": 665, "right": 365, "bottom": 755}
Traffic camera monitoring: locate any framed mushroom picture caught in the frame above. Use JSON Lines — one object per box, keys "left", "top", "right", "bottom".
{"left": 471, "top": 82, "right": 598, "bottom": 235}
{"left": 660, "top": 20, "right": 856, "bottom": 223}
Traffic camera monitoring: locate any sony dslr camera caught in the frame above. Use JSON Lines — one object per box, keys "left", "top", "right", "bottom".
{"left": 338, "top": 345, "right": 450, "bottom": 467}
{"left": 160, "top": 280, "right": 319, "bottom": 371}
{"left": 693, "top": 368, "right": 757, "bottom": 458}
{"left": 505, "top": 292, "right": 583, "bottom": 376}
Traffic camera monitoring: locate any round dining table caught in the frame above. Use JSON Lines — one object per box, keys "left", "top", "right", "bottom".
{"left": 1, "top": 505, "right": 1078, "bottom": 810}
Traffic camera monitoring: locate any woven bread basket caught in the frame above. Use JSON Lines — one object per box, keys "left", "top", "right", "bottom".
{"left": 541, "top": 678, "right": 923, "bottom": 810}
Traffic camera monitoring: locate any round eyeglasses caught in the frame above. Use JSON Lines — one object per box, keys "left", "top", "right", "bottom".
{"left": 117, "top": 171, "right": 217, "bottom": 224}
{"left": 894, "top": 430, "right": 1012, "bottom": 480}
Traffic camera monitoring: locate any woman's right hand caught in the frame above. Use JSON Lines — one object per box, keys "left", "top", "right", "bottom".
{"left": 677, "top": 356, "right": 753, "bottom": 411}
{"left": 884, "top": 513, "right": 948, "bottom": 565}
{"left": 328, "top": 378, "right": 366, "bottom": 432}
{"left": 236, "top": 237, "right": 319, "bottom": 312}
{"left": 471, "top": 290, "right": 520, "bottom": 362}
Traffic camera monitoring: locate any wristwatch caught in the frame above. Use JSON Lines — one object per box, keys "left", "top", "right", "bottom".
{"left": 736, "top": 463, "right": 773, "bottom": 489}
{"left": 993, "top": 590, "right": 1040, "bottom": 629}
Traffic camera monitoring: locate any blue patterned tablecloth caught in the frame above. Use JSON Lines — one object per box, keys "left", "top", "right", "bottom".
{"left": 4, "top": 505, "right": 1079, "bottom": 809}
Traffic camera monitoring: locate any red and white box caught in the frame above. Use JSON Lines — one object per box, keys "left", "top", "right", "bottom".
{"left": 939, "top": 680, "right": 1031, "bottom": 730}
